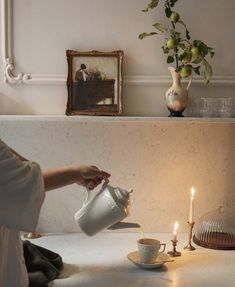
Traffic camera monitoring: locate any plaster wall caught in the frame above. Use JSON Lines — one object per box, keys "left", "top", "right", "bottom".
{"left": 0, "top": 117, "right": 234, "bottom": 233}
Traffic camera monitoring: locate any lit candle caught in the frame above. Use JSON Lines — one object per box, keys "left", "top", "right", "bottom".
{"left": 189, "top": 187, "right": 195, "bottom": 223}
{"left": 172, "top": 221, "right": 178, "bottom": 241}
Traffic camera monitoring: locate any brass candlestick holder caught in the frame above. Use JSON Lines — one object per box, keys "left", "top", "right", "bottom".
{"left": 167, "top": 239, "right": 182, "bottom": 257}
{"left": 184, "top": 221, "right": 196, "bottom": 250}
{"left": 24, "top": 231, "right": 42, "bottom": 239}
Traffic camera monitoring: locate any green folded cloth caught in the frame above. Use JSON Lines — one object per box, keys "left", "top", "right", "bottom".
{"left": 23, "top": 240, "right": 63, "bottom": 287}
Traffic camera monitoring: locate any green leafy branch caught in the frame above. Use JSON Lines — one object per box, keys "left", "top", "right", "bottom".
{"left": 139, "top": 0, "right": 215, "bottom": 84}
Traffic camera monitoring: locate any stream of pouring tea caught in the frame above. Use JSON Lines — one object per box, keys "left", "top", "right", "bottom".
{"left": 139, "top": 225, "right": 145, "bottom": 238}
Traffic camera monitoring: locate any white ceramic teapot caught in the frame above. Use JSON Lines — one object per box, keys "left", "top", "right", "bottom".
{"left": 74, "top": 179, "right": 140, "bottom": 236}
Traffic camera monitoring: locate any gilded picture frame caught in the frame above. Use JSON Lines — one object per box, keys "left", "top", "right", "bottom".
{"left": 66, "top": 50, "right": 124, "bottom": 116}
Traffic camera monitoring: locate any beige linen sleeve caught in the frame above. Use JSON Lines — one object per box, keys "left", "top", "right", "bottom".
{"left": 0, "top": 139, "right": 45, "bottom": 232}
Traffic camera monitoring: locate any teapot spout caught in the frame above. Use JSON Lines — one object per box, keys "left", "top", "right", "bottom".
{"left": 108, "top": 221, "right": 141, "bottom": 230}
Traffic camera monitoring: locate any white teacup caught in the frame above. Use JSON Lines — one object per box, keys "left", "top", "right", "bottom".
{"left": 137, "top": 238, "right": 166, "bottom": 264}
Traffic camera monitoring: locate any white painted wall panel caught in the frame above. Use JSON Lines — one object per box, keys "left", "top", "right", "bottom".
{"left": 0, "top": 0, "right": 235, "bottom": 115}
{"left": 12, "top": 0, "right": 235, "bottom": 76}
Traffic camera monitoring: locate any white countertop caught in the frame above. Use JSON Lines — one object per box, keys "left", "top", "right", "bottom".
{"left": 26, "top": 232, "right": 235, "bottom": 287}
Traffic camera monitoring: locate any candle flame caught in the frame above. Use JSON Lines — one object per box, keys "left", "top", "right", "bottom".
{"left": 191, "top": 187, "right": 196, "bottom": 197}
{"left": 174, "top": 221, "right": 179, "bottom": 231}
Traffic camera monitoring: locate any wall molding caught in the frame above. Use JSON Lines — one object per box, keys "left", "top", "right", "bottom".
{"left": 1, "top": 0, "right": 31, "bottom": 84}
{"left": 1, "top": 0, "right": 235, "bottom": 87}
{"left": 123, "top": 75, "right": 235, "bottom": 87}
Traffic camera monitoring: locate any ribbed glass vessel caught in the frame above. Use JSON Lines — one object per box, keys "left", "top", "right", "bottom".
{"left": 193, "top": 206, "right": 235, "bottom": 250}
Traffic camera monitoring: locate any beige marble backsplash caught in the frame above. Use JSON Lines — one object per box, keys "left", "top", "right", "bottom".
{"left": 1, "top": 117, "right": 235, "bottom": 233}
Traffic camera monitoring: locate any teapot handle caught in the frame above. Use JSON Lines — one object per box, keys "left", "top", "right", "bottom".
{"left": 100, "top": 178, "right": 110, "bottom": 192}
{"left": 85, "top": 178, "right": 109, "bottom": 204}
{"left": 74, "top": 188, "right": 91, "bottom": 220}
{"left": 74, "top": 179, "right": 110, "bottom": 221}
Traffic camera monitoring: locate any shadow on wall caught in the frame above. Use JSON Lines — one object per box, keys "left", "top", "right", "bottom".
{"left": 0, "top": 92, "right": 34, "bottom": 114}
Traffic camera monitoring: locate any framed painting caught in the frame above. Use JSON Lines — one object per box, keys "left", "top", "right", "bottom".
{"left": 66, "top": 50, "right": 124, "bottom": 115}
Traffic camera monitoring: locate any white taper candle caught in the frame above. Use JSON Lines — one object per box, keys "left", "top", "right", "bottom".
{"left": 172, "top": 221, "right": 179, "bottom": 241}
{"left": 189, "top": 187, "right": 195, "bottom": 223}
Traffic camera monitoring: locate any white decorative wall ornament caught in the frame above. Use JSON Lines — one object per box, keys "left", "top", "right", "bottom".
{"left": 1, "top": 0, "right": 31, "bottom": 84}
{"left": 1, "top": 0, "right": 235, "bottom": 86}
{"left": 4, "top": 57, "right": 31, "bottom": 84}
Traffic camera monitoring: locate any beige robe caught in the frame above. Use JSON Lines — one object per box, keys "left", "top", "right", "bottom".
{"left": 0, "top": 139, "right": 45, "bottom": 287}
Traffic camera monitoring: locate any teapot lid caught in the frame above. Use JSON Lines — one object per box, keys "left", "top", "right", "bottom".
{"left": 104, "top": 181, "right": 133, "bottom": 210}
{"left": 113, "top": 187, "right": 133, "bottom": 205}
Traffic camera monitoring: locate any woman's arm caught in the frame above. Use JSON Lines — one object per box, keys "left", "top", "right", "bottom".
{"left": 42, "top": 165, "right": 110, "bottom": 192}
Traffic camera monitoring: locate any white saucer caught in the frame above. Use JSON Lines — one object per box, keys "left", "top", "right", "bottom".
{"left": 127, "top": 251, "right": 173, "bottom": 270}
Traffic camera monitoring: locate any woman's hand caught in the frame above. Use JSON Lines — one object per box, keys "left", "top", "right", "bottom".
{"left": 42, "top": 165, "right": 110, "bottom": 192}
{"left": 73, "top": 165, "right": 110, "bottom": 190}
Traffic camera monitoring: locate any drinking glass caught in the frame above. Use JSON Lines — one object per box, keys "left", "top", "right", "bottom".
{"left": 200, "top": 98, "right": 219, "bottom": 117}
{"left": 218, "top": 98, "right": 233, "bottom": 118}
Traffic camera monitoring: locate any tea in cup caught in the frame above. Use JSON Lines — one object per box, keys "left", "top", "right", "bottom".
{"left": 137, "top": 238, "right": 166, "bottom": 264}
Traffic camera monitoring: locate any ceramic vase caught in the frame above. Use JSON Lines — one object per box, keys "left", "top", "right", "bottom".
{"left": 165, "top": 67, "right": 192, "bottom": 117}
